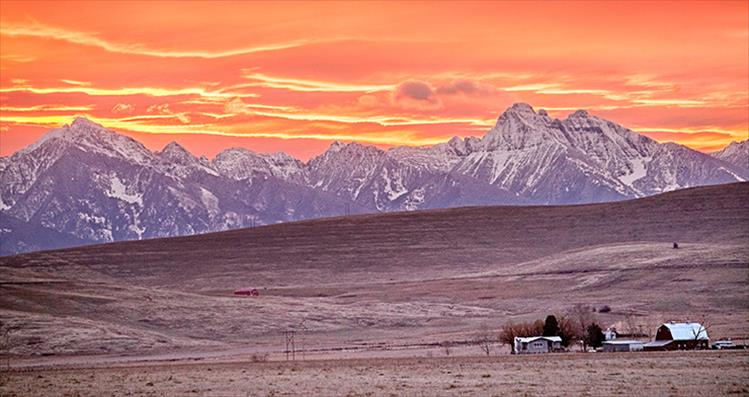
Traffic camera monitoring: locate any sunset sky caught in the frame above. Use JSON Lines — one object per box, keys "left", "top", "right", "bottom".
{"left": 1, "top": 1, "right": 747, "bottom": 159}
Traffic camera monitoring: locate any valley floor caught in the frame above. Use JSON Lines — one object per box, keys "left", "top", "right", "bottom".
{"left": 1, "top": 350, "right": 747, "bottom": 397}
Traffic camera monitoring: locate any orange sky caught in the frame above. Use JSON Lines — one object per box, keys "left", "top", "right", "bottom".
{"left": 1, "top": 1, "right": 747, "bottom": 159}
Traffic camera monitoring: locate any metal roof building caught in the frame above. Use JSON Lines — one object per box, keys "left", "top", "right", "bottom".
{"left": 644, "top": 322, "right": 710, "bottom": 351}
{"left": 602, "top": 339, "right": 644, "bottom": 352}
{"left": 513, "top": 336, "right": 562, "bottom": 354}
{"left": 657, "top": 322, "right": 709, "bottom": 340}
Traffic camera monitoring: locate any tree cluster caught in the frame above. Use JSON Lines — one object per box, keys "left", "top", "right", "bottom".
{"left": 499, "top": 315, "right": 576, "bottom": 350}
{"left": 499, "top": 304, "right": 607, "bottom": 352}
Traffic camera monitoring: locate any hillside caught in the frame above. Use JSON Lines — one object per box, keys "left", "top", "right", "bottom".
{"left": 0, "top": 183, "right": 747, "bottom": 357}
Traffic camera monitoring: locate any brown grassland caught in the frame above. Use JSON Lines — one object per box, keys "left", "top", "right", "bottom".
{"left": 2, "top": 351, "right": 748, "bottom": 397}
{"left": 0, "top": 183, "right": 747, "bottom": 396}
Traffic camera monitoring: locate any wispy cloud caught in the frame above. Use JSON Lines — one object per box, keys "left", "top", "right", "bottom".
{"left": 0, "top": 83, "right": 248, "bottom": 98}
{"left": 0, "top": 114, "right": 452, "bottom": 146}
{"left": 0, "top": 104, "right": 94, "bottom": 112}
{"left": 111, "top": 103, "right": 135, "bottom": 114}
{"left": 0, "top": 22, "right": 307, "bottom": 59}
{"left": 241, "top": 73, "right": 396, "bottom": 93}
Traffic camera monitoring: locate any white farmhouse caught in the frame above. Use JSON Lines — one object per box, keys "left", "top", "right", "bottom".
{"left": 513, "top": 336, "right": 562, "bottom": 354}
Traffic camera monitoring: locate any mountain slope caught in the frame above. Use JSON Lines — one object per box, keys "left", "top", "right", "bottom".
{"left": 1, "top": 105, "right": 747, "bottom": 255}
{"left": 712, "top": 139, "right": 748, "bottom": 171}
{"left": 0, "top": 118, "right": 359, "bottom": 255}
{"left": 454, "top": 104, "right": 745, "bottom": 203}
{"left": 3, "top": 182, "right": 746, "bottom": 289}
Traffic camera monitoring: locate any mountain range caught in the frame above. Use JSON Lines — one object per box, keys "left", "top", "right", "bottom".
{"left": 1, "top": 103, "right": 747, "bottom": 255}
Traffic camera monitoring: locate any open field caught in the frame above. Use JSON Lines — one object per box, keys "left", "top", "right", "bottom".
{"left": 2, "top": 351, "right": 748, "bottom": 397}
{"left": 0, "top": 183, "right": 748, "bottom": 395}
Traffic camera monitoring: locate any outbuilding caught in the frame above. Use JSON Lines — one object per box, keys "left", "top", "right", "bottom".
{"left": 602, "top": 340, "right": 644, "bottom": 352}
{"left": 513, "top": 336, "right": 562, "bottom": 354}
{"left": 643, "top": 322, "right": 709, "bottom": 351}
{"left": 234, "top": 288, "right": 260, "bottom": 296}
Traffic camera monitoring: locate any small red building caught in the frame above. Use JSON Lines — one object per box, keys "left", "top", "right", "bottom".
{"left": 234, "top": 288, "right": 260, "bottom": 296}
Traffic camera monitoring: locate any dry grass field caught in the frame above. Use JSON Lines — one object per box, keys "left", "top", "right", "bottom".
{"left": 2, "top": 351, "right": 748, "bottom": 397}
{"left": 0, "top": 183, "right": 748, "bottom": 395}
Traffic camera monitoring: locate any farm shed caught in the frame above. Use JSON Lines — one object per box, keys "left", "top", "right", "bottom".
{"left": 513, "top": 336, "right": 562, "bottom": 354}
{"left": 643, "top": 322, "right": 709, "bottom": 351}
{"left": 234, "top": 288, "right": 260, "bottom": 296}
{"left": 602, "top": 340, "right": 644, "bottom": 352}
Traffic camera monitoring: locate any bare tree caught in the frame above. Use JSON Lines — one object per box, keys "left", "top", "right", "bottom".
{"left": 692, "top": 316, "right": 711, "bottom": 349}
{"left": 556, "top": 315, "right": 576, "bottom": 347}
{"left": 474, "top": 325, "right": 497, "bottom": 356}
{"left": 499, "top": 320, "right": 545, "bottom": 352}
{"left": 499, "top": 320, "right": 544, "bottom": 348}
{"left": 646, "top": 315, "right": 667, "bottom": 339}
{"left": 569, "top": 304, "right": 597, "bottom": 351}
{"left": 499, "top": 321, "right": 519, "bottom": 351}
{"left": 623, "top": 313, "right": 638, "bottom": 337}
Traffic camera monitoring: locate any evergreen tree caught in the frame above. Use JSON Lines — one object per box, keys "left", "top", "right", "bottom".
{"left": 585, "top": 323, "right": 605, "bottom": 349}
{"left": 543, "top": 315, "right": 559, "bottom": 337}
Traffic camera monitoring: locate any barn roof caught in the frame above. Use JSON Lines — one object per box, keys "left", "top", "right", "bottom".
{"left": 661, "top": 322, "right": 709, "bottom": 340}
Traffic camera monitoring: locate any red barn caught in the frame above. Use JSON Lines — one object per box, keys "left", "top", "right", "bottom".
{"left": 643, "top": 322, "right": 709, "bottom": 351}
{"left": 234, "top": 288, "right": 260, "bottom": 296}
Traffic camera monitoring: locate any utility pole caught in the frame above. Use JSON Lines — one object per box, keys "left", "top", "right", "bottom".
{"left": 283, "top": 330, "right": 296, "bottom": 361}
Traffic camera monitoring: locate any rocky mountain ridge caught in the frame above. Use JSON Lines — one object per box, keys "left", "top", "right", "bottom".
{"left": 1, "top": 104, "right": 746, "bottom": 255}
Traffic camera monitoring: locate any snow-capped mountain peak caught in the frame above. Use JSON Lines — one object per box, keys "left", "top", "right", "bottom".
{"left": 505, "top": 102, "right": 535, "bottom": 114}
{"left": 23, "top": 117, "right": 154, "bottom": 166}
{"left": 327, "top": 140, "right": 346, "bottom": 153}
{"left": 2, "top": 108, "right": 747, "bottom": 255}
{"left": 157, "top": 141, "right": 219, "bottom": 178}
{"left": 712, "top": 139, "right": 749, "bottom": 171}
{"left": 481, "top": 102, "right": 556, "bottom": 150}
{"left": 567, "top": 109, "right": 590, "bottom": 119}
{"left": 159, "top": 141, "right": 195, "bottom": 162}
{"left": 212, "top": 147, "right": 306, "bottom": 183}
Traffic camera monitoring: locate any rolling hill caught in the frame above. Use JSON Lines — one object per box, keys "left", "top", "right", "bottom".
{"left": 0, "top": 183, "right": 747, "bottom": 357}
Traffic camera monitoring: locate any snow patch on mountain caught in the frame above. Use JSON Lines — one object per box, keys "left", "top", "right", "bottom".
{"left": 106, "top": 175, "right": 143, "bottom": 206}
{"left": 199, "top": 187, "right": 220, "bottom": 216}
{"left": 619, "top": 157, "right": 649, "bottom": 189}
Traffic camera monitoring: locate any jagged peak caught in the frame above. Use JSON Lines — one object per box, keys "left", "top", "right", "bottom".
{"left": 726, "top": 139, "right": 748, "bottom": 149}
{"left": 215, "top": 146, "right": 258, "bottom": 158}
{"left": 568, "top": 109, "right": 590, "bottom": 119}
{"left": 493, "top": 103, "right": 542, "bottom": 126}
{"left": 161, "top": 141, "right": 188, "bottom": 153}
{"left": 712, "top": 139, "right": 749, "bottom": 162}
{"left": 213, "top": 147, "right": 301, "bottom": 166}
{"left": 159, "top": 141, "right": 195, "bottom": 161}
{"left": 328, "top": 140, "right": 346, "bottom": 152}
{"left": 507, "top": 103, "right": 535, "bottom": 113}
{"left": 70, "top": 116, "right": 104, "bottom": 129}
{"left": 325, "top": 140, "right": 380, "bottom": 155}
